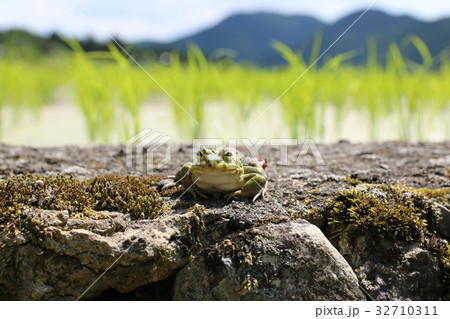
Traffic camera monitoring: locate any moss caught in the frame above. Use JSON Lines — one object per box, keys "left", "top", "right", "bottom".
{"left": 160, "top": 185, "right": 184, "bottom": 197}
{"left": 0, "top": 174, "right": 93, "bottom": 214}
{"left": 0, "top": 174, "right": 93, "bottom": 237}
{"left": 412, "top": 187, "right": 450, "bottom": 204}
{"left": 327, "top": 183, "right": 450, "bottom": 281}
{"left": 252, "top": 215, "right": 290, "bottom": 228}
{"left": 307, "top": 189, "right": 322, "bottom": 195}
{"left": 238, "top": 275, "right": 259, "bottom": 295}
{"left": 175, "top": 204, "right": 207, "bottom": 258}
{"left": 328, "top": 185, "right": 429, "bottom": 242}
{"left": 186, "top": 204, "right": 206, "bottom": 231}
{"left": 0, "top": 174, "right": 166, "bottom": 237}
{"left": 343, "top": 176, "right": 364, "bottom": 186}
{"left": 290, "top": 208, "right": 324, "bottom": 228}
{"left": 171, "top": 201, "right": 196, "bottom": 210}
{"left": 86, "top": 175, "right": 164, "bottom": 219}
{"left": 297, "top": 208, "right": 320, "bottom": 221}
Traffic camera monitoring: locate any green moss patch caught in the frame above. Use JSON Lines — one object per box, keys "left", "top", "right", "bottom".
{"left": 86, "top": 175, "right": 164, "bottom": 219}
{"left": 0, "top": 174, "right": 93, "bottom": 214}
{"left": 0, "top": 174, "right": 165, "bottom": 236}
{"left": 327, "top": 183, "right": 450, "bottom": 280}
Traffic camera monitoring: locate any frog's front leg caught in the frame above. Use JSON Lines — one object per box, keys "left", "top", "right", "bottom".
{"left": 224, "top": 173, "right": 267, "bottom": 203}
{"left": 170, "top": 162, "right": 207, "bottom": 199}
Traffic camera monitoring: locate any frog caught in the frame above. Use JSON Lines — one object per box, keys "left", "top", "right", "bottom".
{"left": 163, "top": 146, "right": 268, "bottom": 202}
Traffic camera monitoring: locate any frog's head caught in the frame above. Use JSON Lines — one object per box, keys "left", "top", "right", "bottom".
{"left": 191, "top": 146, "right": 244, "bottom": 174}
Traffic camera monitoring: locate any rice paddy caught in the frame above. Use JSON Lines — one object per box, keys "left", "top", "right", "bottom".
{"left": 0, "top": 37, "right": 448, "bottom": 144}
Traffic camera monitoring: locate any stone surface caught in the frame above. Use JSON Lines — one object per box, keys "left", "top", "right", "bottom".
{"left": 337, "top": 235, "right": 442, "bottom": 301}
{"left": 173, "top": 220, "right": 365, "bottom": 301}
{"left": 435, "top": 203, "right": 450, "bottom": 239}
{"left": 0, "top": 208, "right": 205, "bottom": 300}
{"left": 0, "top": 142, "right": 448, "bottom": 300}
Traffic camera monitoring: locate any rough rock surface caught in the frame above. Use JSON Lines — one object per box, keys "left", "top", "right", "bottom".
{"left": 0, "top": 208, "right": 205, "bottom": 300}
{"left": 336, "top": 236, "right": 442, "bottom": 301}
{"left": 435, "top": 203, "right": 450, "bottom": 239}
{"left": 0, "top": 142, "right": 448, "bottom": 300}
{"left": 173, "top": 220, "right": 365, "bottom": 300}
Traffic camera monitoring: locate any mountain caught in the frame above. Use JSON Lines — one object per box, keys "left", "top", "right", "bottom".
{"left": 399, "top": 17, "right": 450, "bottom": 64}
{"left": 172, "top": 13, "right": 325, "bottom": 64}
{"left": 296, "top": 10, "right": 450, "bottom": 66}
{"left": 2, "top": 10, "right": 448, "bottom": 67}
{"left": 298, "top": 10, "right": 421, "bottom": 65}
{"left": 139, "top": 10, "right": 450, "bottom": 67}
{"left": 138, "top": 12, "right": 325, "bottom": 65}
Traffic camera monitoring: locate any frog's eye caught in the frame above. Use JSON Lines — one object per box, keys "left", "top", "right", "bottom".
{"left": 225, "top": 151, "right": 233, "bottom": 157}
{"left": 196, "top": 150, "right": 202, "bottom": 157}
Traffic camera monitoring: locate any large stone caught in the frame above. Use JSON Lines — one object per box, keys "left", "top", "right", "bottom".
{"left": 0, "top": 208, "right": 205, "bottom": 300}
{"left": 337, "top": 235, "right": 442, "bottom": 300}
{"left": 434, "top": 203, "right": 450, "bottom": 240}
{"left": 173, "top": 220, "right": 365, "bottom": 300}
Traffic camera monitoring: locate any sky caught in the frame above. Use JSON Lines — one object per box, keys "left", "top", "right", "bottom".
{"left": 1, "top": 0, "right": 449, "bottom": 42}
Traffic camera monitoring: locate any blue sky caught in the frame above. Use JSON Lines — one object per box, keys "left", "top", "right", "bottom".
{"left": 1, "top": 0, "right": 449, "bottom": 42}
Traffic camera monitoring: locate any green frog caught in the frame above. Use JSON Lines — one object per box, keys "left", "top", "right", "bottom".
{"left": 164, "top": 146, "right": 268, "bottom": 202}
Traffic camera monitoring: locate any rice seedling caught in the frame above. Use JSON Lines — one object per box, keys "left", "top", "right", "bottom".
{"left": 108, "top": 43, "right": 151, "bottom": 138}
{"left": 160, "top": 44, "right": 210, "bottom": 139}
{"left": 0, "top": 59, "right": 7, "bottom": 138}
{"left": 220, "top": 64, "right": 265, "bottom": 136}
{"left": 385, "top": 35, "right": 440, "bottom": 142}
{"left": 272, "top": 41, "right": 312, "bottom": 139}
{"left": 67, "top": 40, "right": 118, "bottom": 143}
{"left": 0, "top": 35, "right": 448, "bottom": 144}
{"left": 272, "top": 35, "right": 356, "bottom": 140}
{"left": 0, "top": 50, "right": 63, "bottom": 139}
{"left": 317, "top": 51, "right": 358, "bottom": 139}
{"left": 438, "top": 56, "right": 450, "bottom": 139}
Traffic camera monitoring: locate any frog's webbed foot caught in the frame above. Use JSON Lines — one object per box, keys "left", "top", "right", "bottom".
{"left": 224, "top": 191, "right": 237, "bottom": 202}
{"left": 175, "top": 177, "right": 208, "bottom": 200}
{"left": 251, "top": 181, "right": 268, "bottom": 202}
{"left": 195, "top": 188, "right": 208, "bottom": 199}
{"left": 224, "top": 188, "right": 265, "bottom": 203}
{"left": 185, "top": 185, "right": 197, "bottom": 199}
{"left": 186, "top": 184, "right": 208, "bottom": 200}
{"left": 224, "top": 176, "right": 268, "bottom": 203}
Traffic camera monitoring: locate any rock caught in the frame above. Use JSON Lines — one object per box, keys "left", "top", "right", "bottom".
{"left": 0, "top": 208, "right": 205, "bottom": 300}
{"left": 1, "top": 142, "right": 448, "bottom": 301}
{"left": 61, "top": 165, "right": 89, "bottom": 175}
{"left": 434, "top": 203, "right": 450, "bottom": 239}
{"left": 173, "top": 220, "right": 365, "bottom": 301}
{"left": 429, "top": 155, "right": 450, "bottom": 167}
{"left": 337, "top": 235, "right": 441, "bottom": 300}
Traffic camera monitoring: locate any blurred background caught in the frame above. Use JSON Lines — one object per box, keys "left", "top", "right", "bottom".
{"left": 0, "top": 0, "right": 449, "bottom": 145}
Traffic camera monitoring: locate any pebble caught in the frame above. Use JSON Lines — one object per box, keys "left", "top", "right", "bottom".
{"left": 61, "top": 165, "right": 89, "bottom": 175}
